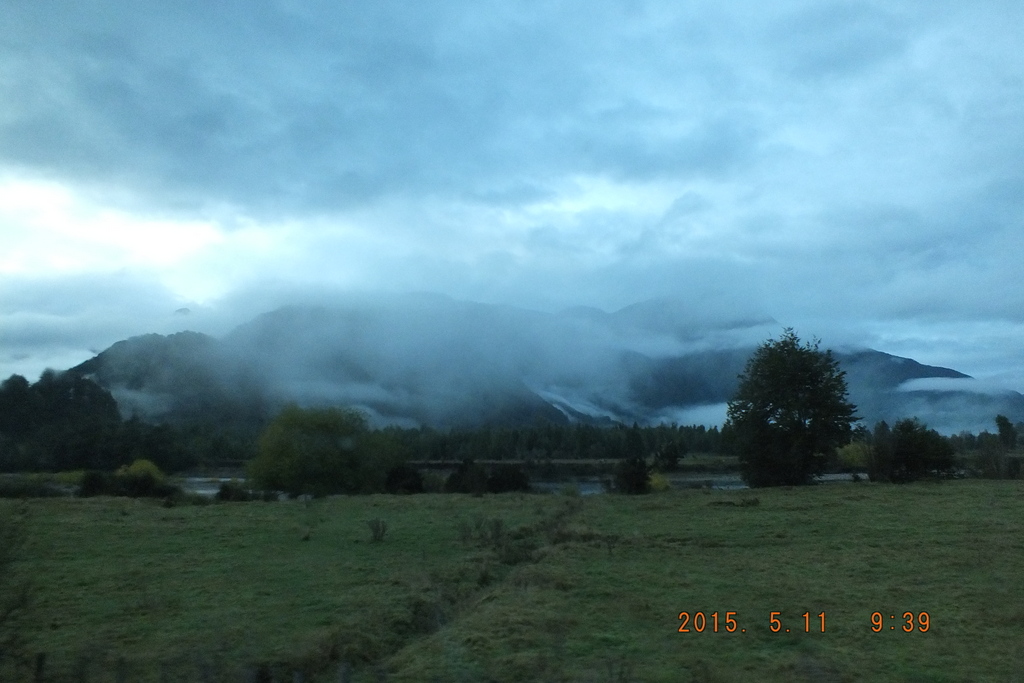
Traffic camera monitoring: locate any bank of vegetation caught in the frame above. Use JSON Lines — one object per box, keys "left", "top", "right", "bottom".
{"left": 1, "top": 370, "right": 1021, "bottom": 503}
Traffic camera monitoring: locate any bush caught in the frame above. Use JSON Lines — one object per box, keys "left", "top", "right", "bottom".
{"left": 55, "top": 471, "right": 85, "bottom": 486}
{"left": 1008, "top": 458, "right": 1022, "bottom": 480}
{"left": 216, "top": 481, "right": 255, "bottom": 502}
{"left": 384, "top": 464, "right": 424, "bottom": 494}
{"left": 78, "top": 471, "right": 114, "bottom": 497}
{"left": 615, "top": 457, "right": 650, "bottom": 494}
{"left": 969, "top": 450, "right": 1021, "bottom": 480}
{"left": 486, "top": 464, "right": 530, "bottom": 493}
{"left": 648, "top": 472, "right": 671, "bottom": 492}
{"left": 559, "top": 483, "right": 581, "bottom": 497}
{"left": 421, "top": 471, "right": 446, "bottom": 493}
{"left": 117, "top": 458, "right": 165, "bottom": 481}
{"left": 367, "top": 518, "right": 388, "bottom": 542}
{"left": 653, "top": 441, "right": 685, "bottom": 472}
{"left": 0, "top": 475, "right": 68, "bottom": 499}
{"left": 445, "top": 460, "right": 488, "bottom": 495}
{"left": 120, "top": 472, "right": 178, "bottom": 498}
{"left": 77, "top": 470, "right": 181, "bottom": 498}
{"left": 837, "top": 442, "right": 870, "bottom": 470}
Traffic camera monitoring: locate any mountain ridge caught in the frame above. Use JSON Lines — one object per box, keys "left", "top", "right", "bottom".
{"left": 68, "top": 297, "right": 1024, "bottom": 434}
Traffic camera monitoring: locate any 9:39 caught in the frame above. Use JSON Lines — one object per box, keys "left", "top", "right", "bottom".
{"left": 870, "top": 611, "right": 930, "bottom": 632}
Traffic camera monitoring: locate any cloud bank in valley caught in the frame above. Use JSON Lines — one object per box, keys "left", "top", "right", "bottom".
{"left": 71, "top": 293, "right": 1022, "bottom": 434}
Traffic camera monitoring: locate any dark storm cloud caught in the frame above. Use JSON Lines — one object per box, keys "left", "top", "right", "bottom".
{"left": 0, "top": 1, "right": 780, "bottom": 213}
{"left": 4, "top": 0, "right": 1015, "bottom": 215}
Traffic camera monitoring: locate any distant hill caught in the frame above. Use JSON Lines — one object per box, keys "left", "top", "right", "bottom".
{"left": 71, "top": 331, "right": 271, "bottom": 435}
{"left": 69, "top": 294, "right": 1024, "bottom": 434}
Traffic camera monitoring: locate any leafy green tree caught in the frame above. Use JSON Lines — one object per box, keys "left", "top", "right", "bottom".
{"left": 0, "top": 371, "right": 124, "bottom": 472}
{"left": 995, "top": 415, "right": 1017, "bottom": 450}
{"left": 726, "top": 329, "right": 858, "bottom": 487}
{"left": 248, "top": 405, "right": 389, "bottom": 497}
{"left": 868, "top": 421, "right": 893, "bottom": 482}
{"left": 626, "top": 423, "right": 645, "bottom": 457}
{"left": 653, "top": 439, "right": 686, "bottom": 472}
{"left": 886, "top": 418, "right": 956, "bottom": 483}
{"left": 0, "top": 375, "right": 36, "bottom": 440}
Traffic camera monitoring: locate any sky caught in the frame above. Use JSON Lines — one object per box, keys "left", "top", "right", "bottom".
{"left": 2, "top": 0, "right": 1023, "bottom": 392}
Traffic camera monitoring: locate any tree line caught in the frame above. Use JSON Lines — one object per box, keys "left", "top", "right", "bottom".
{"left": 0, "top": 370, "right": 725, "bottom": 474}
{"left": 1, "top": 360, "right": 1020, "bottom": 494}
{"left": 0, "top": 371, "right": 254, "bottom": 474}
{"left": 387, "top": 421, "right": 722, "bottom": 465}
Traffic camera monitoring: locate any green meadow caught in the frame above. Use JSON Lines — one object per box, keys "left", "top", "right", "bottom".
{"left": 8, "top": 480, "right": 1024, "bottom": 682}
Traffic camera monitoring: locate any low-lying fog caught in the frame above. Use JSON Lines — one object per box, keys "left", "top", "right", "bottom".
{"left": 77, "top": 293, "right": 1024, "bottom": 434}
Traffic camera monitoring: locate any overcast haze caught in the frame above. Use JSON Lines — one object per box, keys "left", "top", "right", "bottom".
{"left": 2, "top": 1, "right": 1023, "bottom": 396}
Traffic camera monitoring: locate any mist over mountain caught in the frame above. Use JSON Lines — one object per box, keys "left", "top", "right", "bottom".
{"left": 69, "top": 295, "right": 1024, "bottom": 435}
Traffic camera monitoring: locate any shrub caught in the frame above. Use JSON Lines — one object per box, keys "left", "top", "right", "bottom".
{"left": 118, "top": 471, "right": 179, "bottom": 498}
{"left": 648, "top": 472, "right": 671, "bottom": 492}
{"left": 483, "top": 518, "right": 505, "bottom": 548}
{"left": 837, "top": 442, "right": 870, "bottom": 470}
{"left": 445, "top": 460, "right": 488, "bottom": 495}
{"left": 652, "top": 441, "right": 685, "bottom": 472}
{"left": 367, "top": 518, "right": 388, "bottom": 542}
{"left": 0, "top": 476, "right": 67, "bottom": 498}
{"left": 117, "top": 458, "right": 165, "bottom": 481}
{"left": 615, "top": 457, "right": 650, "bottom": 494}
{"left": 78, "top": 471, "right": 113, "bottom": 497}
{"left": 457, "top": 519, "right": 474, "bottom": 545}
{"left": 457, "top": 516, "right": 509, "bottom": 549}
{"left": 421, "top": 471, "right": 446, "bottom": 493}
{"left": 55, "top": 471, "right": 84, "bottom": 486}
{"left": 1008, "top": 458, "right": 1022, "bottom": 480}
{"left": 77, "top": 470, "right": 181, "bottom": 498}
{"left": 559, "top": 483, "right": 581, "bottom": 497}
{"left": 384, "top": 464, "right": 424, "bottom": 494}
{"left": 216, "top": 481, "right": 255, "bottom": 502}
{"left": 970, "top": 450, "right": 1022, "bottom": 480}
{"left": 486, "top": 464, "right": 530, "bottom": 493}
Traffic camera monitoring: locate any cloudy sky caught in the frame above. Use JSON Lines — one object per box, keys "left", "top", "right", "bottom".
{"left": 2, "top": 0, "right": 1023, "bottom": 390}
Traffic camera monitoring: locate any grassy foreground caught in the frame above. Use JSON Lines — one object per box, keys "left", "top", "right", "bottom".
{"left": 8, "top": 480, "right": 1024, "bottom": 682}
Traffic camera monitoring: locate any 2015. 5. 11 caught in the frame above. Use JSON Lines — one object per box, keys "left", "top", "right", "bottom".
{"left": 677, "top": 611, "right": 827, "bottom": 634}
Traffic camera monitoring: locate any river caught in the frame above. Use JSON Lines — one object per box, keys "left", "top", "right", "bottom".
{"left": 179, "top": 473, "right": 867, "bottom": 497}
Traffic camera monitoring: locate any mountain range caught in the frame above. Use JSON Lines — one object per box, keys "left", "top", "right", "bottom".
{"left": 69, "top": 294, "right": 1024, "bottom": 434}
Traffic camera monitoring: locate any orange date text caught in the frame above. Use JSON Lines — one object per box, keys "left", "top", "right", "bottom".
{"left": 677, "top": 611, "right": 826, "bottom": 634}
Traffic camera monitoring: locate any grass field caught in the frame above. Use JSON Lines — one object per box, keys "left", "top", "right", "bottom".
{"left": 7, "top": 479, "right": 1024, "bottom": 682}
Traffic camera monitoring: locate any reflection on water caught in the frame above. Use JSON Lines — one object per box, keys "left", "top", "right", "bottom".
{"left": 179, "top": 477, "right": 238, "bottom": 497}
{"left": 179, "top": 473, "right": 867, "bottom": 497}
{"left": 530, "top": 481, "right": 607, "bottom": 495}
